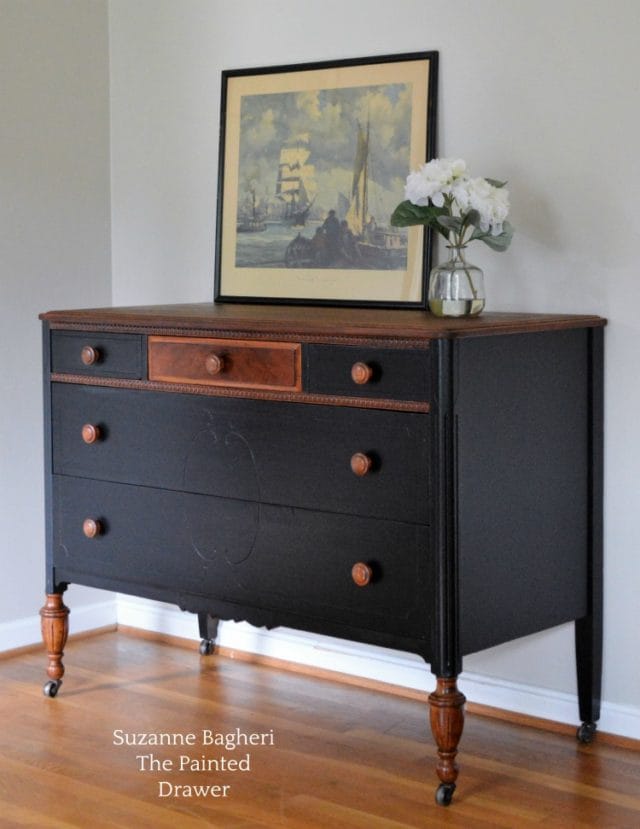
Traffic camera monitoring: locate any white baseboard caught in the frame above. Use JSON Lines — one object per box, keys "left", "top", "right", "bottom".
{"left": 5, "top": 594, "right": 636, "bottom": 740}
{"left": 0, "top": 598, "right": 117, "bottom": 653}
{"left": 458, "top": 671, "right": 640, "bottom": 741}
{"left": 116, "top": 596, "right": 640, "bottom": 741}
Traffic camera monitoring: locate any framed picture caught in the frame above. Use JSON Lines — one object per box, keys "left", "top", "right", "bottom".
{"left": 214, "top": 51, "right": 438, "bottom": 308}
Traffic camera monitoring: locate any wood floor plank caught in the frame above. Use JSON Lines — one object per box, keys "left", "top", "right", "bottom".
{"left": 286, "top": 794, "right": 423, "bottom": 828}
{"left": 0, "top": 631, "right": 638, "bottom": 828}
{"left": 0, "top": 798, "right": 79, "bottom": 829}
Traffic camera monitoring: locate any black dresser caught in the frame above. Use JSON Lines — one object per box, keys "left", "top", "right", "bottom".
{"left": 39, "top": 303, "right": 605, "bottom": 806}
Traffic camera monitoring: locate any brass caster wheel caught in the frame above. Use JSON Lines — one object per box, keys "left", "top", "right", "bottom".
{"left": 435, "top": 783, "right": 455, "bottom": 806}
{"left": 577, "top": 721, "right": 597, "bottom": 744}
{"left": 43, "top": 679, "right": 61, "bottom": 698}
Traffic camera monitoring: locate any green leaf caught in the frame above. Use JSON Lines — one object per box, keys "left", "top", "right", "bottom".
{"left": 390, "top": 200, "right": 451, "bottom": 240}
{"left": 464, "top": 209, "right": 481, "bottom": 228}
{"left": 390, "top": 200, "right": 447, "bottom": 227}
{"left": 436, "top": 215, "right": 463, "bottom": 232}
{"left": 480, "top": 235, "right": 510, "bottom": 251}
{"left": 469, "top": 226, "right": 488, "bottom": 241}
{"left": 473, "top": 221, "right": 514, "bottom": 252}
{"left": 485, "top": 178, "right": 507, "bottom": 188}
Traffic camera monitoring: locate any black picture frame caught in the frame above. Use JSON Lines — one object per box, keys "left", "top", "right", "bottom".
{"left": 214, "top": 51, "right": 438, "bottom": 308}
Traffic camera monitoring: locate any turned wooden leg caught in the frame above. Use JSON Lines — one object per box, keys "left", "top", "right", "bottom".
{"left": 428, "top": 676, "right": 466, "bottom": 806}
{"left": 40, "top": 593, "right": 69, "bottom": 697}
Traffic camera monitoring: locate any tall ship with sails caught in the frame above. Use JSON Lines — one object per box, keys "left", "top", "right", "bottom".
{"left": 275, "top": 134, "right": 317, "bottom": 227}
{"left": 283, "top": 121, "right": 407, "bottom": 270}
{"left": 344, "top": 121, "right": 407, "bottom": 268}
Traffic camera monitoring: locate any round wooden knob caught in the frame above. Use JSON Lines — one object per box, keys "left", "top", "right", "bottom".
{"left": 82, "top": 518, "right": 102, "bottom": 539}
{"left": 351, "top": 361, "right": 373, "bottom": 385}
{"left": 80, "top": 345, "right": 100, "bottom": 366}
{"left": 205, "top": 353, "right": 225, "bottom": 376}
{"left": 81, "top": 424, "right": 102, "bottom": 444}
{"left": 351, "top": 562, "right": 373, "bottom": 587}
{"left": 350, "top": 452, "right": 373, "bottom": 477}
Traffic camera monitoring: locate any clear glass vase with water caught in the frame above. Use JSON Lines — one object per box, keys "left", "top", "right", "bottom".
{"left": 428, "top": 245, "right": 485, "bottom": 317}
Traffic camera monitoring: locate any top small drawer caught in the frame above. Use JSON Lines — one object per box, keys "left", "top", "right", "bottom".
{"left": 148, "top": 336, "right": 302, "bottom": 392}
{"left": 51, "top": 331, "right": 144, "bottom": 379}
{"left": 304, "top": 344, "right": 430, "bottom": 403}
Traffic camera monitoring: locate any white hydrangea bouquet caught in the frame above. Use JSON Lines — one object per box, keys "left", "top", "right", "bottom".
{"left": 391, "top": 157, "right": 513, "bottom": 251}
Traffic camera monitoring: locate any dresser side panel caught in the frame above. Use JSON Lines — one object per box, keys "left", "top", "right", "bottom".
{"left": 456, "top": 329, "right": 591, "bottom": 655}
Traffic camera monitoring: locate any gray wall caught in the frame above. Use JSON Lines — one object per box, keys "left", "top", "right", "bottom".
{"left": 109, "top": 0, "right": 640, "bottom": 717}
{"left": 0, "top": 0, "right": 113, "bottom": 633}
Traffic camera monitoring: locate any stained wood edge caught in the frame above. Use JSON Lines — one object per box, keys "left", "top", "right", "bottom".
{"left": 46, "top": 321, "right": 431, "bottom": 349}
{"left": 49, "top": 373, "right": 430, "bottom": 413}
{"left": 40, "top": 304, "right": 606, "bottom": 341}
{"left": 113, "top": 625, "right": 638, "bottom": 751}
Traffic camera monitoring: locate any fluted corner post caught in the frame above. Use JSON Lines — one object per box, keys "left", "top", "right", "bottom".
{"left": 428, "top": 676, "right": 466, "bottom": 806}
{"left": 40, "top": 593, "right": 70, "bottom": 697}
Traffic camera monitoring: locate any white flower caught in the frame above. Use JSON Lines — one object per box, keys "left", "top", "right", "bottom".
{"left": 462, "top": 177, "right": 510, "bottom": 235}
{"left": 404, "top": 157, "right": 467, "bottom": 207}
{"left": 395, "top": 157, "right": 513, "bottom": 251}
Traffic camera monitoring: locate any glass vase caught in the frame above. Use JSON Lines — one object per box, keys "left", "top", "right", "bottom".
{"left": 428, "top": 245, "right": 485, "bottom": 317}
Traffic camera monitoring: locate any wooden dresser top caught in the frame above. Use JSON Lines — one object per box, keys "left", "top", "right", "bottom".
{"left": 40, "top": 303, "right": 605, "bottom": 342}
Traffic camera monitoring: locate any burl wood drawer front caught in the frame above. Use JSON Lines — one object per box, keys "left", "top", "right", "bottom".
{"left": 305, "top": 344, "right": 430, "bottom": 402}
{"left": 51, "top": 384, "right": 430, "bottom": 525}
{"left": 51, "top": 331, "right": 144, "bottom": 379}
{"left": 53, "top": 476, "right": 430, "bottom": 637}
{"left": 148, "top": 336, "right": 302, "bottom": 391}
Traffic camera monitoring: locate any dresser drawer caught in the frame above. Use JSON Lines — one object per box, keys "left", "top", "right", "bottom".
{"left": 304, "top": 344, "right": 430, "bottom": 402}
{"left": 51, "top": 331, "right": 144, "bottom": 379}
{"left": 148, "top": 335, "right": 302, "bottom": 391}
{"left": 53, "top": 476, "right": 430, "bottom": 637}
{"left": 51, "top": 384, "right": 430, "bottom": 525}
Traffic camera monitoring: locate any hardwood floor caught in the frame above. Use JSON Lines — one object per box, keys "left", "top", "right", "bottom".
{"left": 0, "top": 630, "right": 638, "bottom": 828}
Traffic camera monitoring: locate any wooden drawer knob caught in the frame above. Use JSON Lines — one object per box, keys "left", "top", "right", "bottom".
{"left": 80, "top": 345, "right": 100, "bottom": 366}
{"left": 350, "top": 452, "right": 373, "bottom": 477}
{"left": 81, "top": 424, "right": 102, "bottom": 444}
{"left": 205, "top": 353, "right": 225, "bottom": 376}
{"left": 351, "top": 562, "right": 373, "bottom": 587}
{"left": 351, "top": 361, "right": 373, "bottom": 385}
{"left": 82, "top": 518, "right": 102, "bottom": 539}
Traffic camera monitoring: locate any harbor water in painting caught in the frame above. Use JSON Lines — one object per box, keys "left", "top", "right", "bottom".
{"left": 235, "top": 83, "right": 412, "bottom": 271}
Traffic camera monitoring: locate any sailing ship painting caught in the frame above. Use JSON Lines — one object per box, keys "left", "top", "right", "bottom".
{"left": 233, "top": 81, "right": 412, "bottom": 271}
{"left": 236, "top": 185, "right": 266, "bottom": 233}
{"left": 275, "top": 134, "right": 316, "bottom": 227}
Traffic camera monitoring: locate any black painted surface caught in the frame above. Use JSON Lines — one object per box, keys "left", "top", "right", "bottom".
{"left": 304, "top": 344, "right": 430, "bottom": 401}
{"left": 575, "top": 326, "right": 604, "bottom": 724}
{"left": 53, "top": 475, "right": 431, "bottom": 639}
{"left": 454, "top": 330, "right": 590, "bottom": 655}
{"left": 42, "top": 315, "right": 603, "bottom": 723}
{"left": 51, "top": 330, "right": 144, "bottom": 378}
{"left": 43, "top": 324, "right": 57, "bottom": 594}
{"left": 52, "top": 384, "right": 430, "bottom": 525}
{"left": 429, "top": 338, "right": 461, "bottom": 677}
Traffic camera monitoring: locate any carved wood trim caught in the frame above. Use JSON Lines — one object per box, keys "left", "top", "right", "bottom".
{"left": 50, "top": 373, "right": 431, "bottom": 413}
{"left": 46, "top": 321, "right": 432, "bottom": 349}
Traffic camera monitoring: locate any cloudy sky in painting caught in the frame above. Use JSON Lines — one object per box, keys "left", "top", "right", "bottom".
{"left": 236, "top": 83, "right": 412, "bottom": 221}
